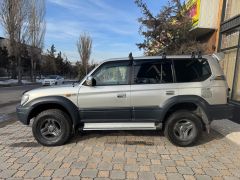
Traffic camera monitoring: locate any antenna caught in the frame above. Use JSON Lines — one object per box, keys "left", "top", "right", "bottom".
{"left": 129, "top": 52, "right": 133, "bottom": 60}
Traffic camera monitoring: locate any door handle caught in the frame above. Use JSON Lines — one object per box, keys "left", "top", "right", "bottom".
{"left": 166, "top": 91, "right": 175, "bottom": 95}
{"left": 117, "top": 93, "right": 126, "bottom": 98}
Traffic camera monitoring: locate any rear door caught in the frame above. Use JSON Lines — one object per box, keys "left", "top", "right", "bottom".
{"left": 130, "top": 59, "right": 177, "bottom": 122}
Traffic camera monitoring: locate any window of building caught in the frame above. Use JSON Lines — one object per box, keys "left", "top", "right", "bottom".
{"left": 93, "top": 61, "right": 130, "bottom": 86}
{"left": 174, "top": 59, "right": 211, "bottom": 83}
{"left": 220, "top": 28, "right": 240, "bottom": 98}
{"left": 224, "top": 0, "right": 240, "bottom": 21}
{"left": 221, "top": 30, "right": 239, "bottom": 49}
{"left": 233, "top": 53, "right": 240, "bottom": 101}
{"left": 220, "top": 49, "right": 238, "bottom": 95}
{"left": 133, "top": 60, "right": 173, "bottom": 84}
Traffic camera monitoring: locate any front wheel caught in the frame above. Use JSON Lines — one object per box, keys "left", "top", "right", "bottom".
{"left": 32, "top": 109, "right": 72, "bottom": 146}
{"left": 164, "top": 111, "right": 202, "bottom": 147}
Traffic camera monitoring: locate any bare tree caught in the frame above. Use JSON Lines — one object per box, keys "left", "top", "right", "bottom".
{"left": 27, "top": 0, "right": 46, "bottom": 82}
{"left": 76, "top": 33, "right": 92, "bottom": 76}
{"left": 0, "top": 0, "right": 29, "bottom": 84}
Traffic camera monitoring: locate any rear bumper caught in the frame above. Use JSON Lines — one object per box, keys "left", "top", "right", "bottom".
{"left": 16, "top": 105, "right": 31, "bottom": 125}
{"left": 208, "top": 104, "right": 233, "bottom": 121}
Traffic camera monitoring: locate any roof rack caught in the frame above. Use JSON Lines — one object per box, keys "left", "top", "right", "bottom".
{"left": 191, "top": 51, "right": 202, "bottom": 59}
{"left": 128, "top": 52, "right": 133, "bottom": 60}
{"left": 162, "top": 52, "right": 166, "bottom": 59}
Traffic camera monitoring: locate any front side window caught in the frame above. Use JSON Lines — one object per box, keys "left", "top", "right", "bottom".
{"left": 174, "top": 59, "right": 211, "bottom": 83}
{"left": 92, "top": 61, "right": 130, "bottom": 86}
{"left": 133, "top": 60, "right": 173, "bottom": 84}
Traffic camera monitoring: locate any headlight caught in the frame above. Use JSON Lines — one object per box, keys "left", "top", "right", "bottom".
{"left": 21, "top": 94, "right": 29, "bottom": 105}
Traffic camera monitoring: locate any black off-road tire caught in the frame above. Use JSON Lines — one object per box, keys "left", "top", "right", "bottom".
{"left": 164, "top": 110, "right": 202, "bottom": 147}
{"left": 32, "top": 109, "right": 72, "bottom": 146}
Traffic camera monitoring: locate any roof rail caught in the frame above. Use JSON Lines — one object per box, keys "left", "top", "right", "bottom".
{"left": 212, "top": 52, "right": 225, "bottom": 61}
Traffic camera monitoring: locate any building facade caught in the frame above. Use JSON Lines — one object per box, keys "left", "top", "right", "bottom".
{"left": 186, "top": 0, "right": 240, "bottom": 120}
{"left": 218, "top": 0, "right": 240, "bottom": 120}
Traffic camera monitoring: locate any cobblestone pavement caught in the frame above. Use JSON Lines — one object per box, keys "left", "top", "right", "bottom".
{"left": 0, "top": 121, "right": 240, "bottom": 180}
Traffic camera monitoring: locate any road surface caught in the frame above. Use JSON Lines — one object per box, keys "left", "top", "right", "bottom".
{"left": 0, "top": 85, "right": 41, "bottom": 122}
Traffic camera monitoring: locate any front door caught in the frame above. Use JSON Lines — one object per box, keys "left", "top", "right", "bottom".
{"left": 78, "top": 60, "right": 131, "bottom": 122}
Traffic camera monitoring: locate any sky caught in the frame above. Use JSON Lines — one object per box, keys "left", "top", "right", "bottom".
{"left": 0, "top": 0, "right": 170, "bottom": 62}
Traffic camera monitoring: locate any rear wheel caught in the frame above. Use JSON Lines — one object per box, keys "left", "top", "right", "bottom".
{"left": 32, "top": 109, "right": 72, "bottom": 146}
{"left": 164, "top": 111, "right": 202, "bottom": 147}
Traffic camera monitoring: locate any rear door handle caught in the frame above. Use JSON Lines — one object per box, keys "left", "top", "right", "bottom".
{"left": 117, "top": 93, "right": 126, "bottom": 98}
{"left": 166, "top": 91, "right": 175, "bottom": 95}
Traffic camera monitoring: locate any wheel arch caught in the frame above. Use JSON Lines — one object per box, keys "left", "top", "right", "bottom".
{"left": 26, "top": 96, "right": 80, "bottom": 128}
{"left": 161, "top": 95, "right": 212, "bottom": 132}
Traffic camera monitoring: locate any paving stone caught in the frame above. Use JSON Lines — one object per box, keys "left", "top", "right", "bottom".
{"left": 177, "top": 166, "right": 194, "bottom": 175}
{"left": 166, "top": 173, "right": 184, "bottom": 180}
{"left": 98, "top": 170, "right": 109, "bottom": 178}
{"left": 0, "top": 170, "right": 17, "bottom": 178}
{"left": 138, "top": 172, "right": 155, "bottom": 180}
{"left": 19, "top": 162, "right": 37, "bottom": 170}
{"left": 204, "top": 168, "right": 220, "bottom": 177}
{"left": 195, "top": 175, "right": 212, "bottom": 180}
{"left": 124, "top": 164, "right": 139, "bottom": 172}
{"left": 52, "top": 168, "right": 70, "bottom": 178}
{"left": 98, "top": 161, "right": 112, "bottom": 170}
{"left": 69, "top": 169, "right": 82, "bottom": 176}
{"left": 81, "top": 169, "right": 98, "bottom": 178}
{"left": 110, "top": 170, "right": 125, "bottom": 179}
{"left": 71, "top": 161, "right": 87, "bottom": 169}
{"left": 45, "top": 161, "right": 62, "bottom": 170}
{"left": 63, "top": 176, "right": 81, "bottom": 180}
{"left": 24, "top": 168, "right": 44, "bottom": 178}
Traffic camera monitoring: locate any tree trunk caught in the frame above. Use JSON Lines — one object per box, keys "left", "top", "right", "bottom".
{"left": 30, "top": 58, "right": 34, "bottom": 82}
{"left": 17, "top": 56, "right": 22, "bottom": 85}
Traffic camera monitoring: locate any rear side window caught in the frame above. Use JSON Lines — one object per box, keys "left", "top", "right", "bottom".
{"left": 133, "top": 60, "right": 173, "bottom": 84}
{"left": 174, "top": 59, "right": 211, "bottom": 83}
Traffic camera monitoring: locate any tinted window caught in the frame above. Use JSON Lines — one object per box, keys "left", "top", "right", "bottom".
{"left": 133, "top": 60, "right": 173, "bottom": 84}
{"left": 92, "top": 61, "right": 130, "bottom": 86}
{"left": 174, "top": 59, "right": 211, "bottom": 83}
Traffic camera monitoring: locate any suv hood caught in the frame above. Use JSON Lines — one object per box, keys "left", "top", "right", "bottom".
{"left": 24, "top": 84, "right": 80, "bottom": 103}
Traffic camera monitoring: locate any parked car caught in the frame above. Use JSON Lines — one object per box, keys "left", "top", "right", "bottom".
{"left": 17, "top": 53, "right": 232, "bottom": 147}
{"left": 42, "top": 75, "right": 64, "bottom": 86}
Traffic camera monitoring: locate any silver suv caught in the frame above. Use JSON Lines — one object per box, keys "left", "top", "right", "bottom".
{"left": 17, "top": 54, "right": 232, "bottom": 147}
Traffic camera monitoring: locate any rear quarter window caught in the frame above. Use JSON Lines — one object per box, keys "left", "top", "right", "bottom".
{"left": 174, "top": 58, "right": 211, "bottom": 83}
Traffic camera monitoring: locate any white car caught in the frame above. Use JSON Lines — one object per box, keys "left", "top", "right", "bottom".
{"left": 42, "top": 75, "right": 64, "bottom": 86}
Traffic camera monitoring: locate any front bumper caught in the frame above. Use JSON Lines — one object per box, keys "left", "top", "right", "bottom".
{"left": 16, "top": 105, "right": 31, "bottom": 125}
{"left": 208, "top": 104, "right": 233, "bottom": 121}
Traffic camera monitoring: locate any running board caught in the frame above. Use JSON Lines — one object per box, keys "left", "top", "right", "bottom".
{"left": 83, "top": 123, "right": 160, "bottom": 130}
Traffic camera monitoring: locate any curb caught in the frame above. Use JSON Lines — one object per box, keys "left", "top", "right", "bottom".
{"left": 211, "top": 119, "right": 240, "bottom": 146}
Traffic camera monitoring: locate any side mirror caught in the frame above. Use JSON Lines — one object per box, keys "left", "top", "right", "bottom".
{"left": 85, "top": 76, "right": 95, "bottom": 86}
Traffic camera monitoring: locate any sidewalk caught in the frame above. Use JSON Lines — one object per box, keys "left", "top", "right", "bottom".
{"left": 211, "top": 119, "right": 240, "bottom": 146}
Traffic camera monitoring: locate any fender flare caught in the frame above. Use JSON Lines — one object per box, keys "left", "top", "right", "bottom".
{"left": 160, "top": 95, "right": 212, "bottom": 125}
{"left": 25, "top": 96, "right": 80, "bottom": 126}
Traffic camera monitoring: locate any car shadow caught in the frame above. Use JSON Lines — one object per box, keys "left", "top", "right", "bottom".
{"left": 9, "top": 141, "right": 41, "bottom": 148}
{"left": 69, "top": 129, "right": 225, "bottom": 147}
